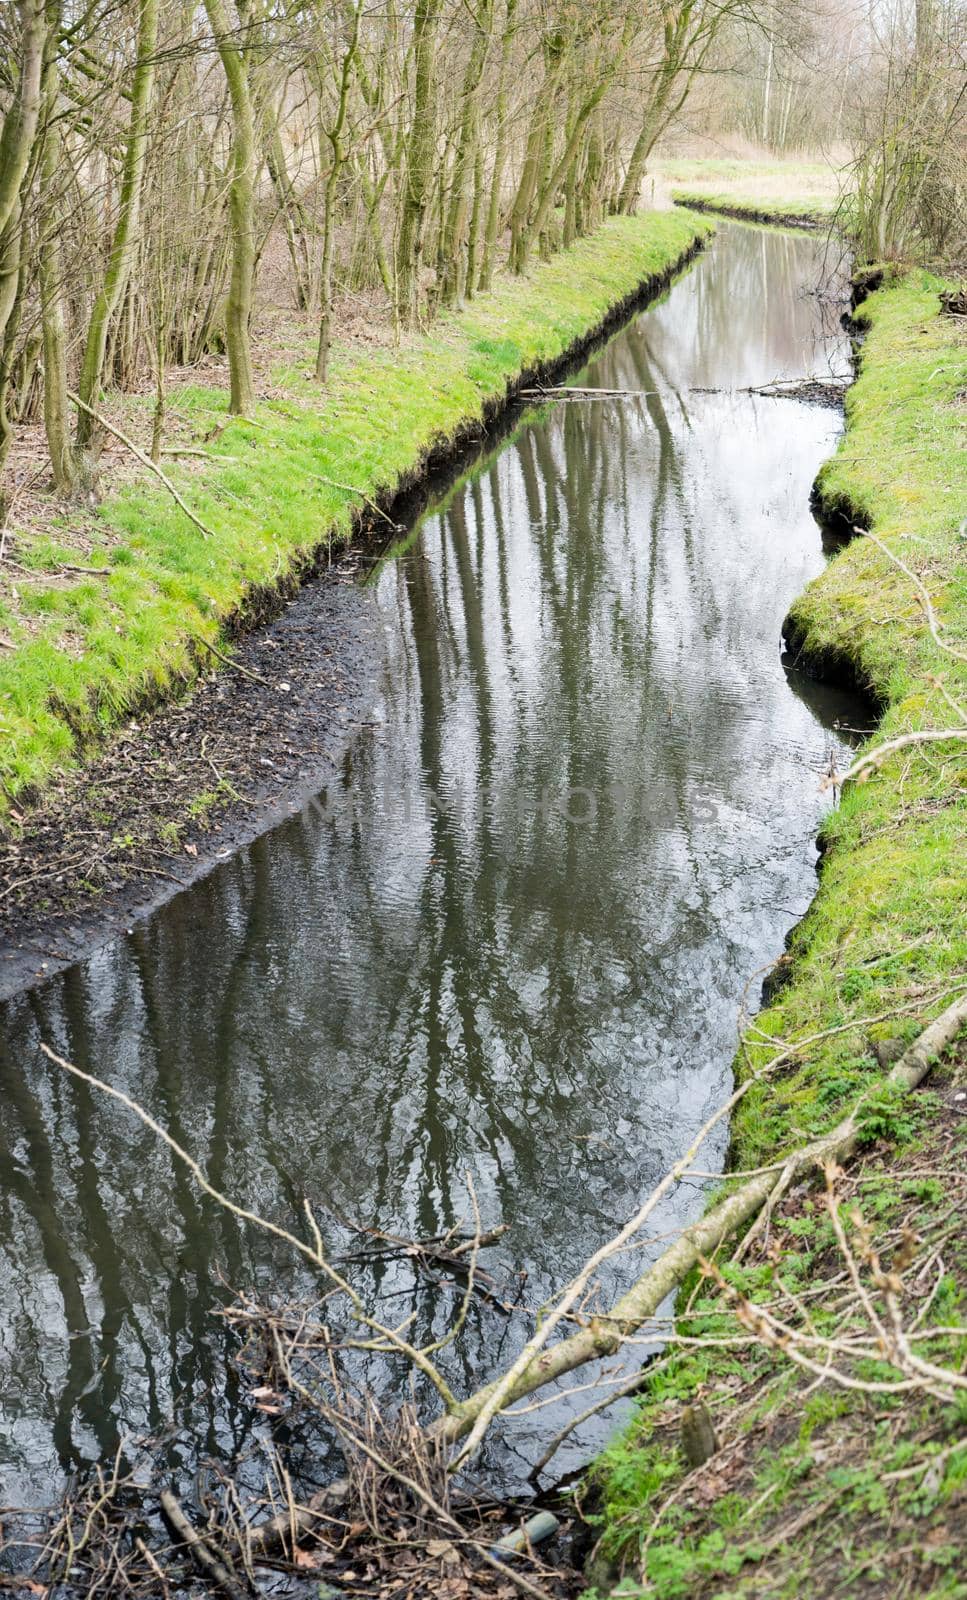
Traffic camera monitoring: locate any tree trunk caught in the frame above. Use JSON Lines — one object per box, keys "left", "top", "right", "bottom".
{"left": 478, "top": 0, "right": 516, "bottom": 292}
{"left": 203, "top": 0, "right": 257, "bottom": 415}
{"left": 265, "top": 120, "right": 313, "bottom": 312}
{"left": 38, "top": 74, "right": 73, "bottom": 493}
{"left": 464, "top": 141, "right": 484, "bottom": 298}
{"left": 315, "top": 5, "right": 360, "bottom": 382}
{"left": 0, "top": 0, "right": 46, "bottom": 509}
{"left": 75, "top": 0, "right": 158, "bottom": 452}
{"left": 396, "top": 0, "right": 441, "bottom": 325}
{"left": 439, "top": 0, "right": 491, "bottom": 308}
{"left": 0, "top": 0, "right": 46, "bottom": 240}
{"left": 0, "top": 208, "right": 26, "bottom": 501}
{"left": 508, "top": 51, "right": 562, "bottom": 274}
{"left": 525, "top": 41, "right": 628, "bottom": 262}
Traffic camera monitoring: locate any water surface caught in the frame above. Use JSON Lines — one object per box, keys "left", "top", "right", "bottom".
{"left": 0, "top": 223, "right": 860, "bottom": 1503}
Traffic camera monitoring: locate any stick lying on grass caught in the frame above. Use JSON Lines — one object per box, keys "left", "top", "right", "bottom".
{"left": 67, "top": 390, "right": 216, "bottom": 541}
{"left": 433, "top": 992, "right": 967, "bottom": 1455}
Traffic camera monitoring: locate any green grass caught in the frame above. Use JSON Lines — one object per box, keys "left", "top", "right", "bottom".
{"left": 649, "top": 156, "right": 841, "bottom": 224}
{"left": 0, "top": 209, "right": 711, "bottom": 816}
{"left": 671, "top": 190, "right": 835, "bottom": 224}
{"left": 588, "top": 270, "right": 967, "bottom": 1595}
{"left": 588, "top": 1099, "right": 967, "bottom": 1597}
{"left": 733, "top": 269, "right": 967, "bottom": 1169}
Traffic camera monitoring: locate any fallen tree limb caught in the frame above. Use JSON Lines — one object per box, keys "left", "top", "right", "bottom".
{"left": 233, "top": 1478, "right": 350, "bottom": 1560}
{"left": 519, "top": 384, "right": 661, "bottom": 399}
{"left": 67, "top": 390, "right": 216, "bottom": 541}
{"left": 854, "top": 523, "right": 967, "bottom": 667}
{"left": 192, "top": 631, "right": 274, "bottom": 688}
{"left": 430, "top": 994, "right": 967, "bottom": 1452}
{"left": 831, "top": 726, "right": 967, "bottom": 787}
{"left": 160, "top": 1488, "right": 248, "bottom": 1599}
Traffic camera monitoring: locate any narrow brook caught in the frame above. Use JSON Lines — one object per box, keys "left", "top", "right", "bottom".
{"left": 0, "top": 223, "right": 866, "bottom": 1505}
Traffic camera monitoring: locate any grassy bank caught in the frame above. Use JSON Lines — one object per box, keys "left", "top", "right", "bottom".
{"left": 649, "top": 156, "right": 840, "bottom": 226}
{"left": 671, "top": 193, "right": 832, "bottom": 228}
{"left": 0, "top": 209, "right": 710, "bottom": 821}
{"left": 588, "top": 274, "right": 967, "bottom": 1593}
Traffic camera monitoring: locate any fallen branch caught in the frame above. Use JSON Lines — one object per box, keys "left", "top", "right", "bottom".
{"left": 854, "top": 524, "right": 967, "bottom": 666}
{"left": 67, "top": 390, "right": 216, "bottom": 540}
{"left": 235, "top": 1478, "right": 349, "bottom": 1560}
{"left": 520, "top": 384, "right": 661, "bottom": 400}
{"left": 192, "top": 632, "right": 274, "bottom": 688}
{"left": 37, "top": 997, "right": 967, "bottom": 1482}
{"left": 162, "top": 447, "right": 242, "bottom": 461}
{"left": 431, "top": 995, "right": 967, "bottom": 1453}
{"left": 306, "top": 469, "right": 398, "bottom": 527}
{"left": 830, "top": 726, "right": 967, "bottom": 787}
{"left": 160, "top": 1488, "right": 248, "bottom": 1600}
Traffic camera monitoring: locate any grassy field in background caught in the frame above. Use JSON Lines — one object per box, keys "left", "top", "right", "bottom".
{"left": 589, "top": 269, "right": 967, "bottom": 1596}
{"left": 650, "top": 155, "right": 842, "bottom": 223}
{"left": 0, "top": 209, "right": 710, "bottom": 820}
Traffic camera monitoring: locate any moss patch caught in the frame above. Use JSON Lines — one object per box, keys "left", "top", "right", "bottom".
{"left": 0, "top": 210, "right": 710, "bottom": 819}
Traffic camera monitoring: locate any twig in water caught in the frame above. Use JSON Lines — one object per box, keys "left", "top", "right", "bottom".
{"left": 519, "top": 384, "right": 661, "bottom": 400}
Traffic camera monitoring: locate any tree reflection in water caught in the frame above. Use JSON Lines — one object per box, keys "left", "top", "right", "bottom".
{"left": 0, "top": 223, "right": 863, "bottom": 1503}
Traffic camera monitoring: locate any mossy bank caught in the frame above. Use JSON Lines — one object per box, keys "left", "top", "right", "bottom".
{"left": 671, "top": 192, "right": 833, "bottom": 229}
{"left": 0, "top": 210, "right": 711, "bottom": 826}
{"left": 588, "top": 272, "right": 967, "bottom": 1593}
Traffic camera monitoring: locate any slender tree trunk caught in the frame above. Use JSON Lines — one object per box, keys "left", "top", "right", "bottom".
{"left": 526, "top": 31, "right": 633, "bottom": 261}
{"left": 355, "top": 157, "right": 394, "bottom": 298}
{"left": 265, "top": 121, "right": 313, "bottom": 311}
{"left": 75, "top": 0, "right": 158, "bottom": 451}
{"left": 0, "top": 0, "right": 46, "bottom": 509}
{"left": 0, "top": 208, "right": 26, "bottom": 499}
{"left": 478, "top": 0, "right": 515, "bottom": 291}
{"left": 38, "top": 74, "right": 72, "bottom": 492}
{"left": 203, "top": 0, "right": 257, "bottom": 415}
{"left": 761, "top": 32, "right": 774, "bottom": 146}
{"left": 464, "top": 141, "right": 484, "bottom": 297}
{"left": 396, "top": 0, "right": 441, "bottom": 325}
{"left": 439, "top": 0, "right": 491, "bottom": 307}
{"left": 0, "top": 0, "right": 46, "bottom": 240}
{"left": 315, "top": 6, "right": 360, "bottom": 382}
{"left": 508, "top": 50, "right": 562, "bottom": 274}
